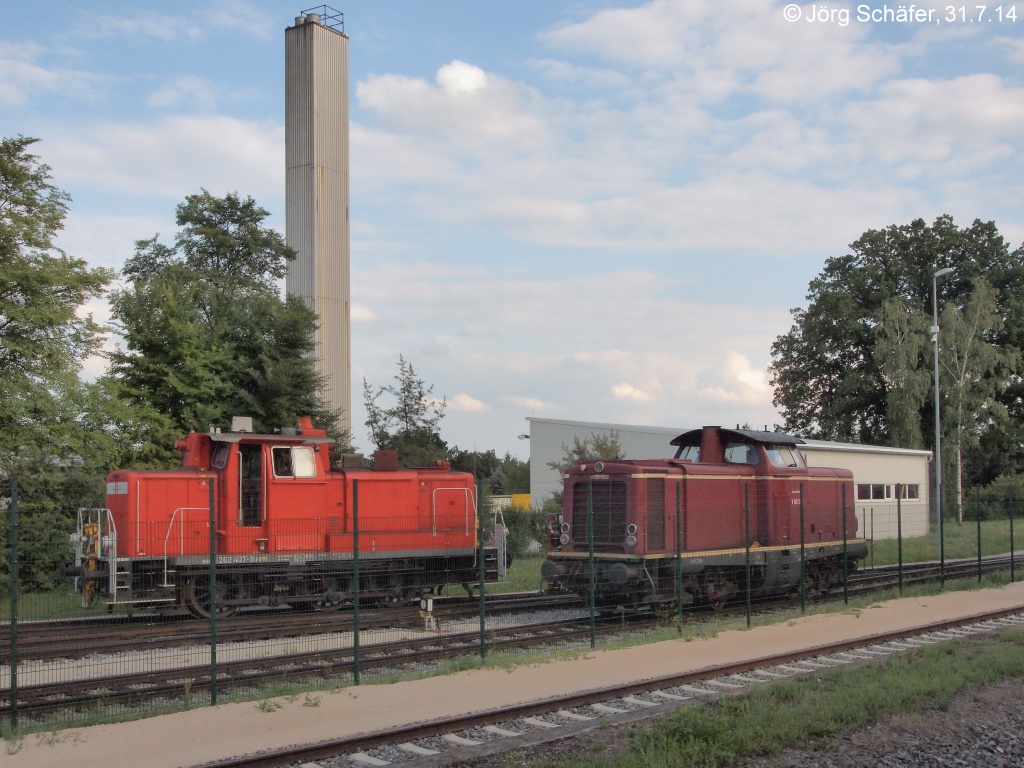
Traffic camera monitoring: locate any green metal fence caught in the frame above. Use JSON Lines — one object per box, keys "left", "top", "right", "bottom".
{"left": 2, "top": 479, "right": 1020, "bottom": 734}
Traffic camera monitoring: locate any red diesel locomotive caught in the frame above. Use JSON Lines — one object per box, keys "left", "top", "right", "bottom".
{"left": 541, "top": 426, "right": 867, "bottom": 609}
{"left": 66, "top": 416, "right": 499, "bottom": 617}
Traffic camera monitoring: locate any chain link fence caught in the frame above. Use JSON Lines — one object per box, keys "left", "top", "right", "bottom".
{"left": 2, "top": 479, "right": 1020, "bottom": 733}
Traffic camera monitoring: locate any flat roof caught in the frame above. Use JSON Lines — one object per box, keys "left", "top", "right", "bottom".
{"left": 525, "top": 417, "right": 932, "bottom": 458}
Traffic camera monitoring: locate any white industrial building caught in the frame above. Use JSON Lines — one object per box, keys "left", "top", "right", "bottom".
{"left": 524, "top": 418, "right": 932, "bottom": 542}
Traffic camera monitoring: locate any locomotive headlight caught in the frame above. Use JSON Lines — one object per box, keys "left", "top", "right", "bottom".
{"left": 560, "top": 522, "right": 571, "bottom": 534}
{"left": 559, "top": 533, "right": 570, "bottom": 545}
{"left": 594, "top": 462, "right": 604, "bottom": 472}
{"left": 625, "top": 534, "right": 637, "bottom": 547}
{"left": 626, "top": 523, "right": 638, "bottom": 535}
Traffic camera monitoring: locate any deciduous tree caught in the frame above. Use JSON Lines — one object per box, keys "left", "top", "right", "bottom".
{"left": 769, "top": 215, "right": 1024, "bottom": 494}
{"left": 108, "top": 190, "right": 345, "bottom": 451}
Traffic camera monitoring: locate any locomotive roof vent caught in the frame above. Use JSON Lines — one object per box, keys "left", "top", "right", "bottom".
{"left": 231, "top": 416, "right": 253, "bottom": 433}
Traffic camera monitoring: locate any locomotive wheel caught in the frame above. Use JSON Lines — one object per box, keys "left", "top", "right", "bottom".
{"left": 316, "top": 577, "right": 350, "bottom": 612}
{"left": 703, "top": 572, "right": 735, "bottom": 610}
{"left": 185, "top": 574, "right": 239, "bottom": 619}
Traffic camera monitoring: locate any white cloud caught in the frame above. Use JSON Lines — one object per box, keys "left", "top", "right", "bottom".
{"left": 541, "top": 0, "right": 898, "bottom": 102}
{"left": 147, "top": 76, "right": 220, "bottom": 110}
{"left": 527, "top": 58, "right": 631, "bottom": 90}
{"left": 997, "top": 36, "right": 1024, "bottom": 63}
{"left": 611, "top": 383, "right": 650, "bottom": 402}
{"left": 0, "top": 41, "right": 106, "bottom": 105}
{"left": 44, "top": 115, "right": 284, "bottom": 202}
{"left": 73, "top": 1, "right": 275, "bottom": 42}
{"left": 450, "top": 393, "right": 489, "bottom": 412}
{"left": 437, "top": 60, "right": 488, "bottom": 94}
{"left": 351, "top": 303, "right": 377, "bottom": 323}
{"left": 840, "top": 75, "right": 1024, "bottom": 179}
{"left": 56, "top": 212, "right": 173, "bottom": 271}
{"left": 501, "top": 395, "right": 558, "bottom": 412}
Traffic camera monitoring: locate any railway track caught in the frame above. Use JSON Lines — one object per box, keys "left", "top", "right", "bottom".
{"left": 189, "top": 607, "right": 1024, "bottom": 768}
{"left": 1, "top": 592, "right": 580, "bottom": 661}
{"left": 1, "top": 615, "right": 619, "bottom": 723}
{"left": 2, "top": 555, "right": 1017, "bottom": 727}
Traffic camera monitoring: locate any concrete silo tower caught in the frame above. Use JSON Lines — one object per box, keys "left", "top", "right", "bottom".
{"left": 285, "top": 7, "right": 350, "bottom": 434}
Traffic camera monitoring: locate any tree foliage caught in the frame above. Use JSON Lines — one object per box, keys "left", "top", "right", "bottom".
{"left": 108, "top": 190, "right": 345, "bottom": 457}
{"left": 0, "top": 137, "right": 112, "bottom": 471}
{"left": 0, "top": 136, "right": 115, "bottom": 585}
{"left": 547, "top": 431, "right": 627, "bottom": 475}
{"left": 938, "top": 279, "right": 1017, "bottom": 519}
{"left": 448, "top": 448, "right": 530, "bottom": 496}
{"left": 363, "top": 355, "right": 448, "bottom": 467}
{"left": 770, "top": 214, "right": 1024, "bottom": 494}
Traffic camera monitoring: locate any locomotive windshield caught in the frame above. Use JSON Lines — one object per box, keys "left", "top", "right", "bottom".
{"left": 675, "top": 445, "right": 700, "bottom": 462}
{"left": 766, "top": 444, "right": 804, "bottom": 468}
{"left": 724, "top": 442, "right": 758, "bottom": 465}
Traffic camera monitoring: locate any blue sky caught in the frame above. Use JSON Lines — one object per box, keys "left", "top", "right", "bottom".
{"left": 3, "top": 1, "right": 1022, "bottom": 458}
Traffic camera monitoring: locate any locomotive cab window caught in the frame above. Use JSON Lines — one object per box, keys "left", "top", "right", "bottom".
{"left": 211, "top": 442, "right": 230, "bottom": 470}
{"left": 766, "top": 444, "right": 803, "bottom": 469}
{"left": 675, "top": 445, "right": 700, "bottom": 462}
{"left": 724, "top": 442, "right": 758, "bottom": 465}
{"left": 272, "top": 446, "right": 317, "bottom": 478}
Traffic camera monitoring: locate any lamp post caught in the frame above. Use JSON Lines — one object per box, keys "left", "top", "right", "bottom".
{"left": 931, "top": 266, "right": 954, "bottom": 581}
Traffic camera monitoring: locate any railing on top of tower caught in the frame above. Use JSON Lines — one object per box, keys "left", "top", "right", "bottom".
{"left": 299, "top": 5, "right": 344, "bottom": 33}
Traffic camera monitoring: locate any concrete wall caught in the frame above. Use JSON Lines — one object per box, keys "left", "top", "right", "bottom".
{"left": 802, "top": 441, "right": 932, "bottom": 541}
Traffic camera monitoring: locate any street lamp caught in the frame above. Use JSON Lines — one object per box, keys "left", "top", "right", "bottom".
{"left": 931, "top": 266, "right": 954, "bottom": 579}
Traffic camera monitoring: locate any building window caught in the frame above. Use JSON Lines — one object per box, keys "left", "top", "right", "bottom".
{"left": 899, "top": 484, "right": 920, "bottom": 500}
{"left": 857, "top": 484, "right": 871, "bottom": 500}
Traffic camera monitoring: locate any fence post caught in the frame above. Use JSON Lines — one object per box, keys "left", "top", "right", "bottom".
{"left": 976, "top": 487, "right": 982, "bottom": 583}
{"left": 799, "top": 483, "right": 806, "bottom": 615}
{"left": 8, "top": 477, "right": 18, "bottom": 731}
{"left": 353, "top": 480, "right": 360, "bottom": 685}
{"left": 940, "top": 482, "right": 946, "bottom": 588}
{"left": 897, "top": 485, "right": 903, "bottom": 595}
{"left": 744, "top": 483, "right": 751, "bottom": 629}
{"left": 478, "top": 486, "right": 486, "bottom": 661}
{"left": 870, "top": 507, "right": 875, "bottom": 570}
{"left": 587, "top": 482, "right": 595, "bottom": 649}
{"left": 1010, "top": 499, "right": 1016, "bottom": 584}
{"left": 208, "top": 476, "right": 217, "bottom": 706}
{"left": 842, "top": 483, "right": 849, "bottom": 605}
{"left": 675, "top": 482, "right": 682, "bottom": 633}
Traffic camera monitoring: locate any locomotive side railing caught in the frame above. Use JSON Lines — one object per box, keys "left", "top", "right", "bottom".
{"left": 430, "top": 486, "right": 475, "bottom": 537}
{"left": 162, "top": 507, "right": 210, "bottom": 587}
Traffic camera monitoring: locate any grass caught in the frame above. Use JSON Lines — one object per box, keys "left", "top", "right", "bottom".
{"left": 537, "top": 627, "right": 1024, "bottom": 768}
{"left": 866, "top": 518, "right": 1021, "bottom": 567}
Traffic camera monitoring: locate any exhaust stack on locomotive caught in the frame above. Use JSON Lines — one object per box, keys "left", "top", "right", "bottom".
{"left": 542, "top": 426, "right": 867, "bottom": 609}
{"left": 65, "top": 417, "right": 499, "bottom": 616}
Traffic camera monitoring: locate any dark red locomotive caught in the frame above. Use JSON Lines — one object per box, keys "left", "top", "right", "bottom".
{"left": 67, "top": 416, "right": 499, "bottom": 616}
{"left": 541, "top": 426, "right": 867, "bottom": 608}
